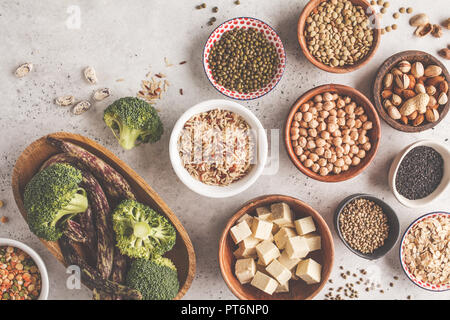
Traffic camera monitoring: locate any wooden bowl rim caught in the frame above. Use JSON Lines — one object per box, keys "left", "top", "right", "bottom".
{"left": 372, "top": 50, "right": 450, "bottom": 133}
{"left": 297, "top": 0, "right": 381, "bottom": 74}
{"left": 11, "top": 132, "right": 196, "bottom": 300}
{"left": 284, "top": 84, "right": 381, "bottom": 182}
{"left": 218, "top": 194, "right": 335, "bottom": 300}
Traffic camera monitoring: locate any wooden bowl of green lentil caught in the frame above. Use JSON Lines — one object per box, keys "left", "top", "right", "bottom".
{"left": 298, "top": 0, "right": 381, "bottom": 73}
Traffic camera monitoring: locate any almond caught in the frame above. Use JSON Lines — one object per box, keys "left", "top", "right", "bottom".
{"left": 392, "top": 94, "right": 402, "bottom": 106}
{"left": 427, "top": 95, "right": 437, "bottom": 107}
{"left": 426, "top": 85, "right": 437, "bottom": 96}
{"left": 400, "top": 116, "right": 409, "bottom": 125}
{"left": 388, "top": 106, "right": 401, "bottom": 120}
{"left": 383, "top": 73, "right": 394, "bottom": 88}
{"left": 381, "top": 89, "right": 393, "bottom": 99}
{"left": 424, "top": 65, "right": 442, "bottom": 77}
{"left": 425, "top": 108, "right": 439, "bottom": 122}
{"left": 426, "top": 76, "right": 445, "bottom": 87}
{"left": 438, "top": 81, "right": 448, "bottom": 94}
{"left": 407, "top": 74, "right": 416, "bottom": 89}
{"left": 413, "top": 114, "right": 424, "bottom": 126}
{"left": 394, "top": 87, "right": 404, "bottom": 96}
{"left": 403, "top": 90, "right": 416, "bottom": 99}
{"left": 408, "top": 110, "right": 418, "bottom": 120}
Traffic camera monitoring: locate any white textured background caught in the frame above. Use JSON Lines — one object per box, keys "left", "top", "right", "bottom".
{"left": 0, "top": 0, "right": 448, "bottom": 300}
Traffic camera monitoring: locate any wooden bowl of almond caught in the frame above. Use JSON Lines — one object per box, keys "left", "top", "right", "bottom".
{"left": 373, "top": 50, "right": 450, "bottom": 132}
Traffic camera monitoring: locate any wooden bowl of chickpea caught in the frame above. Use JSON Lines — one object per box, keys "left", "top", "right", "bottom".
{"left": 285, "top": 84, "right": 381, "bottom": 182}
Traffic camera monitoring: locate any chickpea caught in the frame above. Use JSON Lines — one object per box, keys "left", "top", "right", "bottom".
{"left": 344, "top": 155, "right": 352, "bottom": 165}
{"left": 345, "top": 102, "right": 356, "bottom": 114}
{"left": 332, "top": 137, "right": 343, "bottom": 147}
{"left": 352, "top": 156, "right": 361, "bottom": 166}
{"left": 290, "top": 127, "right": 300, "bottom": 135}
{"left": 350, "top": 145, "right": 359, "bottom": 154}
{"left": 336, "top": 98, "right": 346, "bottom": 108}
{"left": 328, "top": 123, "right": 338, "bottom": 133}
{"left": 315, "top": 147, "right": 325, "bottom": 156}
{"left": 327, "top": 116, "right": 337, "bottom": 124}
{"left": 326, "top": 162, "right": 333, "bottom": 172}
{"left": 344, "top": 96, "right": 352, "bottom": 104}
{"left": 359, "top": 114, "right": 368, "bottom": 122}
{"left": 346, "top": 113, "right": 355, "bottom": 119}
{"left": 323, "top": 101, "right": 335, "bottom": 111}
{"left": 363, "top": 142, "right": 371, "bottom": 151}
{"left": 332, "top": 93, "right": 339, "bottom": 100}
{"left": 319, "top": 167, "right": 329, "bottom": 176}
{"left": 309, "top": 119, "right": 319, "bottom": 129}
{"left": 335, "top": 145, "right": 344, "bottom": 154}
{"left": 304, "top": 158, "right": 313, "bottom": 168}
{"left": 307, "top": 140, "right": 316, "bottom": 149}
{"left": 343, "top": 144, "right": 351, "bottom": 155}
{"left": 314, "top": 94, "right": 323, "bottom": 103}
{"left": 342, "top": 164, "right": 349, "bottom": 172}
{"left": 294, "top": 146, "right": 304, "bottom": 156}
{"left": 330, "top": 154, "right": 337, "bottom": 163}
{"left": 337, "top": 117, "right": 346, "bottom": 126}
{"left": 309, "top": 152, "right": 319, "bottom": 162}
{"left": 303, "top": 112, "right": 313, "bottom": 122}
{"left": 314, "top": 103, "right": 323, "bottom": 112}
{"left": 333, "top": 166, "right": 342, "bottom": 174}
{"left": 332, "top": 129, "right": 341, "bottom": 137}
{"left": 346, "top": 118, "right": 355, "bottom": 128}
{"left": 300, "top": 103, "right": 310, "bottom": 112}
{"left": 324, "top": 149, "right": 332, "bottom": 159}
{"left": 292, "top": 140, "right": 298, "bottom": 147}
{"left": 337, "top": 109, "right": 346, "bottom": 118}
{"left": 304, "top": 150, "right": 310, "bottom": 156}
{"left": 292, "top": 120, "right": 300, "bottom": 128}
{"left": 358, "top": 129, "right": 367, "bottom": 136}
{"left": 298, "top": 136, "right": 307, "bottom": 147}
{"left": 308, "top": 128, "right": 318, "bottom": 138}
{"left": 318, "top": 158, "right": 327, "bottom": 167}
{"left": 363, "top": 121, "right": 373, "bottom": 130}
{"left": 311, "top": 163, "right": 320, "bottom": 173}
{"left": 316, "top": 138, "right": 326, "bottom": 148}
{"left": 335, "top": 158, "right": 345, "bottom": 167}
{"left": 323, "top": 92, "right": 333, "bottom": 101}
{"left": 320, "top": 110, "right": 330, "bottom": 118}
{"left": 358, "top": 134, "right": 368, "bottom": 144}
{"left": 321, "top": 131, "right": 330, "bottom": 140}
{"left": 294, "top": 112, "right": 303, "bottom": 121}
{"left": 354, "top": 119, "right": 362, "bottom": 128}
{"left": 310, "top": 107, "right": 318, "bottom": 115}
{"left": 317, "top": 122, "right": 327, "bottom": 132}
{"left": 299, "top": 128, "right": 308, "bottom": 136}
{"left": 299, "top": 154, "right": 307, "bottom": 162}
{"left": 349, "top": 130, "right": 359, "bottom": 141}
{"left": 357, "top": 149, "right": 366, "bottom": 158}
{"left": 329, "top": 109, "right": 337, "bottom": 116}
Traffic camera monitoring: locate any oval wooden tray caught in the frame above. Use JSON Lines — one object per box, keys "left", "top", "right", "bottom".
{"left": 219, "top": 194, "right": 334, "bottom": 300}
{"left": 11, "top": 132, "right": 196, "bottom": 300}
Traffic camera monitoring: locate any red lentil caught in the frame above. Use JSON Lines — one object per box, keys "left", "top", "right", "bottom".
{"left": 0, "top": 246, "right": 41, "bottom": 300}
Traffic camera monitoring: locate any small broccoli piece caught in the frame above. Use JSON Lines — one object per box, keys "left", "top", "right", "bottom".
{"left": 103, "top": 97, "right": 163, "bottom": 150}
{"left": 126, "top": 258, "right": 179, "bottom": 300}
{"left": 112, "top": 200, "right": 176, "bottom": 259}
{"left": 24, "top": 163, "right": 88, "bottom": 241}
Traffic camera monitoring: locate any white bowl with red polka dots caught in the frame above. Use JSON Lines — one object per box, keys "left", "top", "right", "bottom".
{"left": 399, "top": 212, "right": 450, "bottom": 292}
{"left": 203, "top": 17, "right": 286, "bottom": 100}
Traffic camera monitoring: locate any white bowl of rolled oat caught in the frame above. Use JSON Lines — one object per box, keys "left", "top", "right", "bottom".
{"left": 399, "top": 212, "right": 450, "bottom": 292}
{"left": 169, "top": 99, "right": 268, "bottom": 198}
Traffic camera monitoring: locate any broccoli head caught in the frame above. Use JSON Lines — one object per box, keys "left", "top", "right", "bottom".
{"left": 103, "top": 97, "right": 163, "bottom": 150}
{"left": 112, "top": 200, "right": 176, "bottom": 259}
{"left": 24, "top": 163, "right": 88, "bottom": 241}
{"left": 126, "top": 257, "right": 179, "bottom": 300}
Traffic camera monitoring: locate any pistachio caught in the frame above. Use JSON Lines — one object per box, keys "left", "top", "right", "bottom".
{"left": 55, "top": 95, "right": 75, "bottom": 107}
{"left": 395, "top": 74, "right": 410, "bottom": 89}
{"left": 415, "top": 83, "right": 426, "bottom": 94}
{"left": 427, "top": 96, "right": 437, "bottom": 108}
{"left": 431, "top": 24, "right": 443, "bottom": 38}
{"left": 388, "top": 106, "right": 401, "bottom": 120}
{"left": 411, "top": 62, "right": 424, "bottom": 78}
{"left": 14, "top": 62, "right": 33, "bottom": 78}
{"left": 391, "top": 94, "right": 402, "bottom": 106}
{"left": 414, "top": 23, "right": 432, "bottom": 37}
{"left": 71, "top": 100, "right": 92, "bottom": 115}
{"left": 442, "top": 18, "right": 450, "bottom": 30}
{"left": 402, "top": 90, "right": 416, "bottom": 99}
{"left": 383, "top": 73, "right": 393, "bottom": 88}
{"left": 391, "top": 68, "right": 403, "bottom": 76}
{"left": 409, "top": 13, "right": 429, "bottom": 27}
{"left": 397, "top": 61, "right": 411, "bottom": 73}
{"left": 426, "top": 85, "right": 437, "bottom": 96}
{"left": 425, "top": 108, "right": 439, "bottom": 122}
{"left": 383, "top": 99, "right": 394, "bottom": 109}
{"left": 424, "top": 65, "right": 442, "bottom": 77}
{"left": 438, "top": 92, "right": 448, "bottom": 105}
{"left": 438, "top": 48, "right": 450, "bottom": 60}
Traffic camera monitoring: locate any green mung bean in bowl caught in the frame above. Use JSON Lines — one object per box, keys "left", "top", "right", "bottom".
{"left": 203, "top": 17, "right": 286, "bottom": 100}
{"left": 298, "top": 0, "right": 381, "bottom": 73}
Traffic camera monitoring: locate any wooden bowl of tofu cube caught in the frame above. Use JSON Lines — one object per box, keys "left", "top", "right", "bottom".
{"left": 219, "top": 194, "right": 334, "bottom": 300}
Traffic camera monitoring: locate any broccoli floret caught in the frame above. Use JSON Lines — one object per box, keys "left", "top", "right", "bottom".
{"left": 103, "top": 97, "right": 163, "bottom": 150}
{"left": 126, "top": 258, "right": 179, "bottom": 300}
{"left": 24, "top": 163, "right": 88, "bottom": 241}
{"left": 112, "top": 200, "right": 176, "bottom": 259}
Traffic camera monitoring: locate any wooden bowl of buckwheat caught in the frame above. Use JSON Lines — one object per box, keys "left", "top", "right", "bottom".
{"left": 373, "top": 50, "right": 450, "bottom": 132}
{"left": 298, "top": 0, "right": 381, "bottom": 73}
{"left": 285, "top": 84, "right": 381, "bottom": 182}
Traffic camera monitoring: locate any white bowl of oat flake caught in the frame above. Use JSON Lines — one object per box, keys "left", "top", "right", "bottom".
{"left": 399, "top": 212, "right": 450, "bottom": 292}
{"left": 169, "top": 99, "right": 268, "bottom": 198}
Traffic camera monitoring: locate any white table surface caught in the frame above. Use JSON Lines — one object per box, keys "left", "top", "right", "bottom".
{"left": 0, "top": 0, "right": 448, "bottom": 300}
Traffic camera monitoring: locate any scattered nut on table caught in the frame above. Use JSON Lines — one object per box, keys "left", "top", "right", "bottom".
{"left": 14, "top": 62, "right": 33, "bottom": 78}
{"left": 92, "top": 88, "right": 111, "bottom": 101}
{"left": 55, "top": 95, "right": 75, "bottom": 107}
{"left": 83, "top": 66, "right": 98, "bottom": 84}
{"left": 71, "top": 100, "right": 91, "bottom": 115}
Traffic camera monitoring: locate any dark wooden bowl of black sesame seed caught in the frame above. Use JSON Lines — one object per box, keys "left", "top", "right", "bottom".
{"left": 334, "top": 193, "right": 400, "bottom": 260}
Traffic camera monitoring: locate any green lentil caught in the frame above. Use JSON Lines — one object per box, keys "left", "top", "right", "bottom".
{"left": 209, "top": 27, "right": 279, "bottom": 93}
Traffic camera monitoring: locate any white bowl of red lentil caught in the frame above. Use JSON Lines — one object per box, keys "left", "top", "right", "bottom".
{"left": 0, "top": 238, "right": 49, "bottom": 300}
{"left": 169, "top": 99, "right": 268, "bottom": 198}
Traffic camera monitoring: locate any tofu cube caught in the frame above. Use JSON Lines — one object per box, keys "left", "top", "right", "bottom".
{"left": 251, "top": 218, "right": 273, "bottom": 240}
{"left": 235, "top": 258, "right": 256, "bottom": 284}
{"left": 285, "top": 236, "right": 310, "bottom": 259}
{"left": 278, "top": 250, "right": 301, "bottom": 271}
{"left": 230, "top": 221, "right": 252, "bottom": 244}
{"left": 255, "top": 207, "right": 272, "bottom": 220}
{"left": 256, "top": 240, "right": 280, "bottom": 266}
{"left": 272, "top": 223, "right": 280, "bottom": 235}
{"left": 233, "top": 236, "right": 260, "bottom": 258}
{"left": 275, "top": 281, "right": 289, "bottom": 293}
{"left": 303, "top": 233, "right": 321, "bottom": 251}
{"left": 250, "top": 271, "right": 278, "bottom": 295}
{"left": 294, "top": 216, "right": 316, "bottom": 235}
{"left": 237, "top": 213, "right": 254, "bottom": 228}
{"left": 274, "top": 227, "right": 297, "bottom": 249}
{"left": 296, "top": 258, "right": 322, "bottom": 285}
{"left": 270, "top": 203, "right": 293, "bottom": 226}
{"left": 266, "top": 259, "right": 291, "bottom": 285}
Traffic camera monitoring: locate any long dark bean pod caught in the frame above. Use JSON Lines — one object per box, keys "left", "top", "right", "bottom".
{"left": 80, "top": 169, "right": 114, "bottom": 280}
{"left": 46, "top": 137, "right": 135, "bottom": 200}
{"left": 59, "top": 237, "right": 142, "bottom": 300}
{"left": 39, "top": 153, "right": 78, "bottom": 171}
{"left": 63, "top": 220, "right": 87, "bottom": 243}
